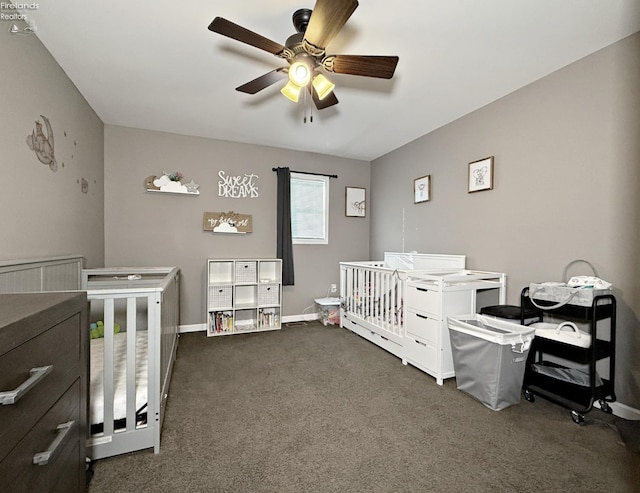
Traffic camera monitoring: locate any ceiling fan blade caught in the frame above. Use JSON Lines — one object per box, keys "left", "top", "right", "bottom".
{"left": 236, "top": 69, "right": 288, "bottom": 94}
{"left": 323, "top": 55, "right": 399, "bottom": 79}
{"left": 208, "top": 17, "right": 290, "bottom": 59}
{"left": 310, "top": 86, "right": 339, "bottom": 110}
{"left": 303, "top": 0, "right": 359, "bottom": 54}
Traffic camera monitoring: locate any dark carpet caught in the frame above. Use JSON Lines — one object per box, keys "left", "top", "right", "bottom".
{"left": 87, "top": 322, "right": 640, "bottom": 492}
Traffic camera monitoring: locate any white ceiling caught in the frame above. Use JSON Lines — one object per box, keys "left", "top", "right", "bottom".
{"left": 20, "top": 0, "right": 640, "bottom": 161}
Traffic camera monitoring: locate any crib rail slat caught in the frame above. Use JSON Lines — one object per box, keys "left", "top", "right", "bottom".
{"left": 102, "top": 298, "right": 115, "bottom": 438}
{"left": 382, "top": 271, "right": 389, "bottom": 332}
{"left": 147, "top": 291, "right": 160, "bottom": 452}
{"left": 125, "top": 297, "right": 137, "bottom": 432}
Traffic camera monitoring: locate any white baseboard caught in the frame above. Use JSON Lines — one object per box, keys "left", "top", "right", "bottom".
{"left": 281, "top": 313, "right": 319, "bottom": 324}
{"left": 594, "top": 400, "right": 640, "bottom": 420}
{"left": 178, "top": 315, "right": 321, "bottom": 333}
{"left": 282, "top": 313, "right": 318, "bottom": 324}
{"left": 179, "top": 323, "right": 206, "bottom": 334}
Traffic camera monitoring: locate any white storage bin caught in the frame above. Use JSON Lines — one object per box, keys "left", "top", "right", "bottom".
{"left": 314, "top": 297, "right": 340, "bottom": 326}
{"left": 208, "top": 285, "right": 233, "bottom": 309}
{"left": 447, "top": 314, "right": 535, "bottom": 411}
{"left": 258, "top": 284, "right": 280, "bottom": 306}
{"left": 235, "top": 261, "right": 257, "bottom": 283}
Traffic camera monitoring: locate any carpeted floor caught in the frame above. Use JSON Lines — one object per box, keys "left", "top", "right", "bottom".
{"left": 87, "top": 322, "right": 640, "bottom": 492}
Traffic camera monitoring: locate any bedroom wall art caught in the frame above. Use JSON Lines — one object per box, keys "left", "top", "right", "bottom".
{"left": 468, "top": 156, "right": 494, "bottom": 193}
{"left": 145, "top": 171, "right": 200, "bottom": 195}
{"left": 26, "top": 115, "right": 57, "bottom": 171}
{"left": 203, "top": 211, "right": 253, "bottom": 234}
{"left": 217, "top": 170, "right": 259, "bottom": 198}
{"left": 345, "top": 186, "right": 366, "bottom": 217}
{"left": 414, "top": 175, "right": 431, "bottom": 203}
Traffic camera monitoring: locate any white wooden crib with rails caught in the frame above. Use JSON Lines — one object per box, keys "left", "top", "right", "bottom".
{"left": 340, "top": 253, "right": 506, "bottom": 384}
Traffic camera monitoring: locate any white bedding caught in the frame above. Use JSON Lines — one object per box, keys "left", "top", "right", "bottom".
{"left": 90, "top": 331, "right": 148, "bottom": 427}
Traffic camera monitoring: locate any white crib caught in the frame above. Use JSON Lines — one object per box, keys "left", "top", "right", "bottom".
{"left": 340, "top": 253, "right": 466, "bottom": 359}
{"left": 0, "top": 257, "right": 180, "bottom": 460}
{"left": 340, "top": 253, "right": 507, "bottom": 384}
{"left": 82, "top": 267, "right": 179, "bottom": 459}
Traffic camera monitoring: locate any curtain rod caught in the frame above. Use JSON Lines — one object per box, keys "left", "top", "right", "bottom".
{"left": 272, "top": 167, "right": 338, "bottom": 179}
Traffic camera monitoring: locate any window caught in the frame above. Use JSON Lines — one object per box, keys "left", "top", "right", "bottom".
{"left": 290, "top": 172, "right": 329, "bottom": 244}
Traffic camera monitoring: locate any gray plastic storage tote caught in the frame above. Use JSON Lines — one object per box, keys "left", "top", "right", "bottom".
{"left": 447, "top": 314, "right": 535, "bottom": 411}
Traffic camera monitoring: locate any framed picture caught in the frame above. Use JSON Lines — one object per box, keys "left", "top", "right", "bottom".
{"left": 414, "top": 175, "right": 431, "bottom": 203}
{"left": 345, "top": 187, "right": 366, "bottom": 217}
{"left": 468, "top": 156, "right": 494, "bottom": 193}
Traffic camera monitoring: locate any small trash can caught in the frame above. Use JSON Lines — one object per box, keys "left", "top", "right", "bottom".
{"left": 447, "top": 314, "right": 535, "bottom": 411}
{"left": 314, "top": 297, "right": 341, "bottom": 326}
{"left": 480, "top": 304, "right": 541, "bottom": 325}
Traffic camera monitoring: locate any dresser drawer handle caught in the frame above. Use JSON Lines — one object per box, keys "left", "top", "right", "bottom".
{"left": 0, "top": 365, "right": 53, "bottom": 405}
{"left": 33, "top": 420, "right": 75, "bottom": 466}
{"left": 415, "top": 313, "right": 429, "bottom": 320}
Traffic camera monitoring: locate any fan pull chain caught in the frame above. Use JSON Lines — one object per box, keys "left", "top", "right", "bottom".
{"left": 302, "top": 88, "right": 313, "bottom": 124}
{"left": 303, "top": 88, "right": 307, "bottom": 123}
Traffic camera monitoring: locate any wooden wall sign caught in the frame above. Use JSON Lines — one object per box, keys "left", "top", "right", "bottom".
{"left": 203, "top": 211, "right": 253, "bottom": 234}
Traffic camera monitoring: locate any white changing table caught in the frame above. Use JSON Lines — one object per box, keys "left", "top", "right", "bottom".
{"left": 404, "top": 270, "right": 507, "bottom": 385}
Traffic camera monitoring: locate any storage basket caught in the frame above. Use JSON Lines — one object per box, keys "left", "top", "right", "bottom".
{"left": 528, "top": 283, "right": 611, "bottom": 308}
{"left": 208, "top": 285, "right": 232, "bottom": 309}
{"left": 235, "top": 261, "right": 257, "bottom": 283}
{"left": 235, "top": 320, "right": 255, "bottom": 332}
{"left": 529, "top": 259, "right": 612, "bottom": 308}
{"left": 258, "top": 284, "right": 280, "bottom": 305}
{"left": 448, "top": 314, "right": 535, "bottom": 411}
{"left": 530, "top": 321, "right": 591, "bottom": 348}
{"left": 531, "top": 362, "right": 602, "bottom": 387}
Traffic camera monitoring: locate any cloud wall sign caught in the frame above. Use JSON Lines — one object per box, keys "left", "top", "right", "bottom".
{"left": 203, "top": 211, "right": 253, "bottom": 234}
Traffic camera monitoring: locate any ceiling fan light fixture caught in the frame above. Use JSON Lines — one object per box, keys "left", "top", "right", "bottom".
{"left": 312, "top": 74, "right": 335, "bottom": 100}
{"left": 281, "top": 80, "right": 302, "bottom": 103}
{"left": 288, "top": 60, "right": 312, "bottom": 87}
{"left": 209, "top": 1, "right": 398, "bottom": 112}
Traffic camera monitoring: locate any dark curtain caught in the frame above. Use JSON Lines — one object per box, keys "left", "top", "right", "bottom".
{"left": 276, "top": 167, "right": 295, "bottom": 285}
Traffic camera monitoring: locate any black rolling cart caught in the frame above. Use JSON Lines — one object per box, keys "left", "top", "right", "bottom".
{"left": 520, "top": 287, "right": 616, "bottom": 424}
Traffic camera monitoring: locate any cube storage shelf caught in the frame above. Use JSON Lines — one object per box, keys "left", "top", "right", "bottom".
{"left": 207, "top": 258, "right": 282, "bottom": 336}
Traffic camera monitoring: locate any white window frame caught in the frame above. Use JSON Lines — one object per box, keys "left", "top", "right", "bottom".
{"left": 290, "top": 172, "right": 329, "bottom": 245}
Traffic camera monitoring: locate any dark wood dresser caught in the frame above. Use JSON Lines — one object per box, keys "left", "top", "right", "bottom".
{"left": 0, "top": 292, "right": 88, "bottom": 493}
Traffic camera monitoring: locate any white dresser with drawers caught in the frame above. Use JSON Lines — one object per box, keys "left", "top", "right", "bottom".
{"left": 404, "top": 270, "right": 506, "bottom": 385}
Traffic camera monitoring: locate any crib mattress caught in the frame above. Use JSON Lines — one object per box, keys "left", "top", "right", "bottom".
{"left": 90, "top": 331, "right": 148, "bottom": 428}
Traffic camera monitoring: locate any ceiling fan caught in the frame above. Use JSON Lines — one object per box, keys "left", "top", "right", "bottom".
{"left": 208, "top": 0, "right": 399, "bottom": 111}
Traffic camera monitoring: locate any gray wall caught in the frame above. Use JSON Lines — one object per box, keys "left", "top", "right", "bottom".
{"left": 371, "top": 32, "right": 640, "bottom": 409}
{"left": 103, "top": 126, "right": 370, "bottom": 326}
{"left": 0, "top": 25, "right": 104, "bottom": 266}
